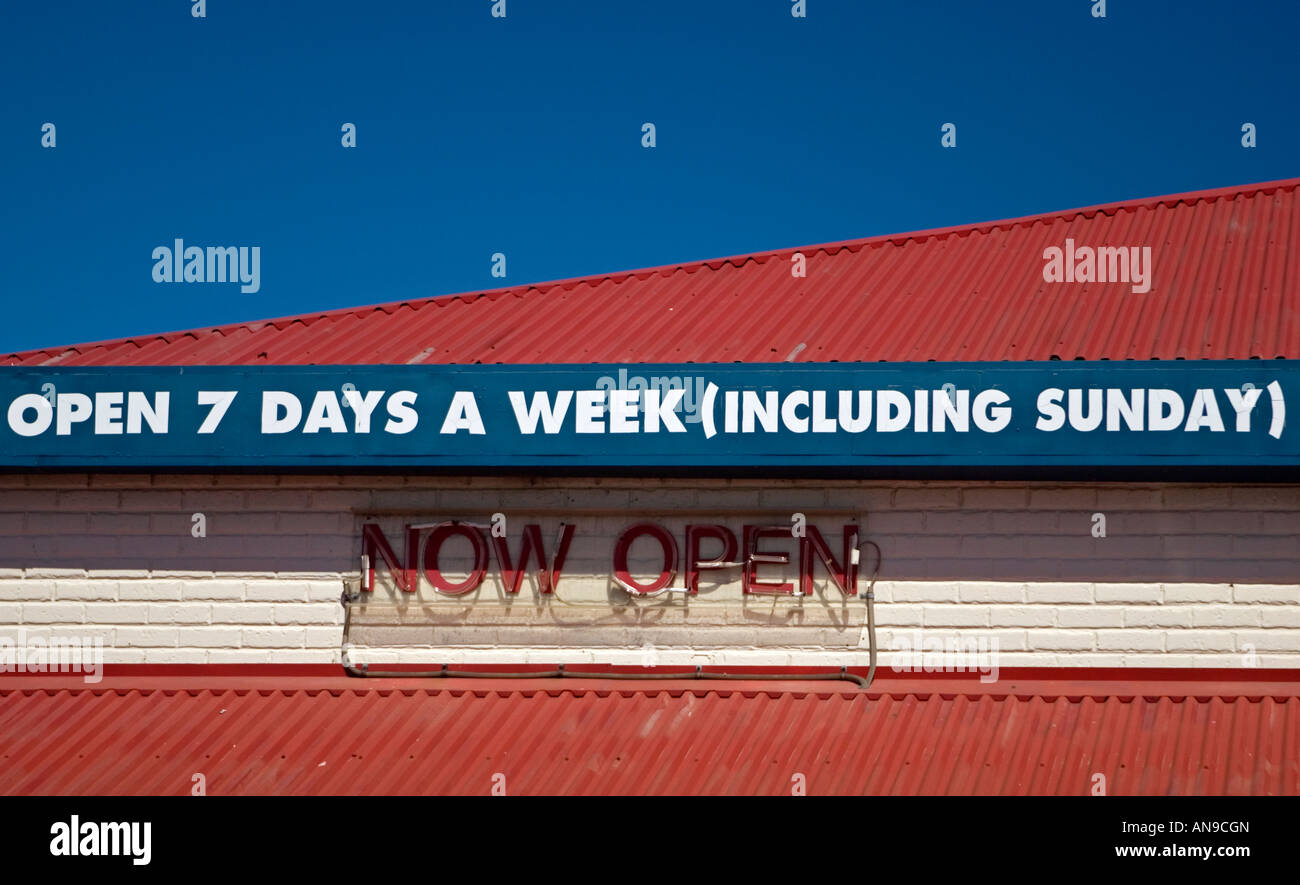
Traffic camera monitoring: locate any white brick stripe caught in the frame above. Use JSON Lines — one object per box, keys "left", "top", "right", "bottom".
{"left": 0, "top": 478, "right": 1293, "bottom": 666}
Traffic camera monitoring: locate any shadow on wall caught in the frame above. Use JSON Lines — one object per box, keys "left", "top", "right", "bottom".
{"left": 0, "top": 481, "right": 1296, "bottom": 585}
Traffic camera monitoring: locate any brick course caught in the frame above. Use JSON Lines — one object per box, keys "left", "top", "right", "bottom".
{"left": 0, "top": 476, "right": 1293, "bottom": 667}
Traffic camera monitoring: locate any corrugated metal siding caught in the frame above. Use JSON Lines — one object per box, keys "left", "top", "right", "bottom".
{"left": 2, "top": 679, "right": 1297, "bottom": 795}
{"left": 6, "top": 178, "right": 1298, "bottom": 367}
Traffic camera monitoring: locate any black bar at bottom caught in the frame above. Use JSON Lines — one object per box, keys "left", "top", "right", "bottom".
{"left": 0, "top": 796, "right": 1287, "bottom": 872}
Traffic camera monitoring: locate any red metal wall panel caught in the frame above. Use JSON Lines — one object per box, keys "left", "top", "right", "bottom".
{"left": 2, "top": 675, "right": 1296, "bottom": 795}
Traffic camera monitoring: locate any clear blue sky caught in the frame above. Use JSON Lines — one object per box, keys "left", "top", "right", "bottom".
{"left": 2, "top": 0, "right": 1296, "bottom": 354}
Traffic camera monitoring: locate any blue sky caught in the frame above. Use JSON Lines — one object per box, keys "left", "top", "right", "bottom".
{"left": 2, "top": 0, "right": 1296, "bottom": 354}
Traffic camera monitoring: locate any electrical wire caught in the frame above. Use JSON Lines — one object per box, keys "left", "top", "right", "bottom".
{"left": 342, "top": 662, "right": 869, "bottom": 688}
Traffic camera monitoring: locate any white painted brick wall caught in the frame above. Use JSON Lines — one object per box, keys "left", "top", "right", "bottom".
{"left": 0, "top": 475, "right": 1295, "bottom": 668}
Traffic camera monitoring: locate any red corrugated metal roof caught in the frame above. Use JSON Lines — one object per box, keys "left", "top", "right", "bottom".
{"left": 3, "top": 670, "right": 1297, "bottom": 795}
{"left": 6, "top": 178, "right": 1299, "bottom": 367}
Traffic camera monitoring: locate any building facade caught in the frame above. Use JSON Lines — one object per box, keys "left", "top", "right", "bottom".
{"left": 1, "top": 177, "right": 1297, "bottom": 795}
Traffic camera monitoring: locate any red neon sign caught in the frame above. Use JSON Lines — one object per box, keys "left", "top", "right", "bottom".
{"left": 361, "top": 520, "right": 860, "bottom": 598}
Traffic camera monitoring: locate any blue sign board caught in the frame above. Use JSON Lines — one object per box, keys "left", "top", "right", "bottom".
{"left": 0, "top": 362, "right": 1294, "bottom": 474}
